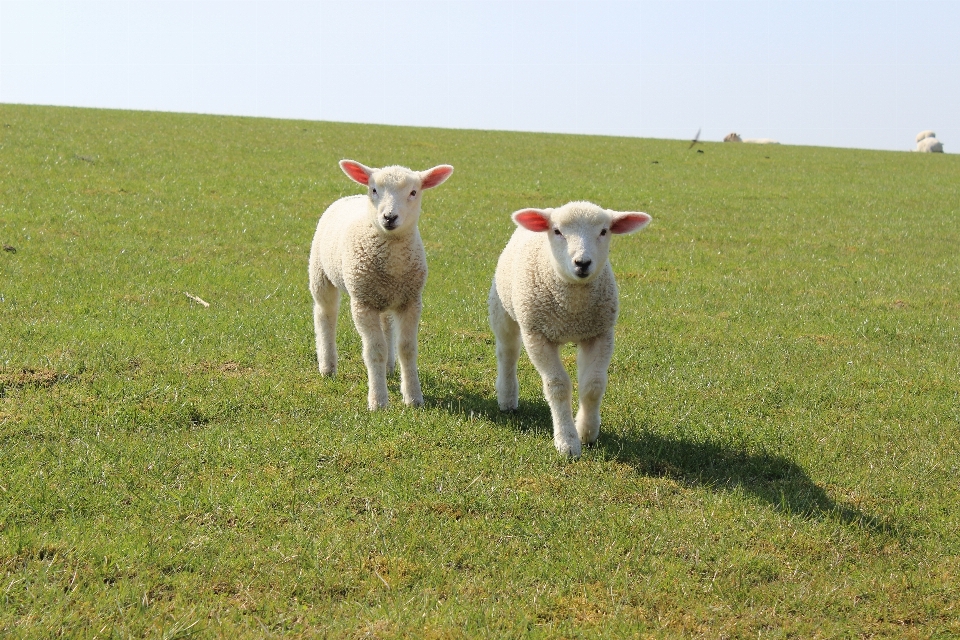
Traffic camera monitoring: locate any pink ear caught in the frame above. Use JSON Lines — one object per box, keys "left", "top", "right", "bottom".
{"left": 512, "top": 209, "right": 551, "bottom": 232}
{"left": 609, "top": 212, "right": 651, "bottom": 235}
{"left": 421, "top": 165, "right": 454, "bottom": 189}
{"left": 339, "top": 160, "right": 371, "bottom": 186}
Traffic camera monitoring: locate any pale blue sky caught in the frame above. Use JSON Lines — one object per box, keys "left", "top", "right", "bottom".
{"left": 1, "top": 1, "right": 957, "bottom": 151}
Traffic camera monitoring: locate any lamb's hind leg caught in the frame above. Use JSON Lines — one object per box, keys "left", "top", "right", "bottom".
{"left": 523, "top": 331, "right": 579, "bottom": 457}
{"left": 575, "top": 333, "right": 614, "bottom": 446}
{"left": 488, "top": 282, "right": 521, "bottom": 411}
{"left": 311, "top": 274, "right": 340, "bottom": 376}
{"left": 395, "top": 299, "right": 424, "bottom": 406}
{"left": 351, "top": 300, "right": 390, "bottom": 410}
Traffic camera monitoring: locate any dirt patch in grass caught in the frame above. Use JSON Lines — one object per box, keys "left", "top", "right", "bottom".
{"left": 190, "top": 361, "right": 253, "bottom": 378}
{"left": 0, "top": 368, "right": 68, "bottom": 394}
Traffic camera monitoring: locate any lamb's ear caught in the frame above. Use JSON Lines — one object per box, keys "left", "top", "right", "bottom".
{"left": 340, "top": 160, "right": 374, "bottom": 186}
{"left": 420, "top": 165, "right": 454, "bottom": 189}
{"left": 609, "top": 211, "right": 652, "bottom": 235}
{"left": 512, "top": 208, "right": 551, "bottom": 232}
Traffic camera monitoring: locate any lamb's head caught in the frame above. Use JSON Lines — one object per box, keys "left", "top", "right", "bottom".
{"left": 340, "top": 160, "right": 454, "bottom": 235}
{"left": 512, "top": 201, "right": 651, "bottom": 284}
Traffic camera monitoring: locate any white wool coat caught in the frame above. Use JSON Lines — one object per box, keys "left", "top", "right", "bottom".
{"left": 493, "top": 227, "right": 619, "bottom": 345}
{"left": 916, "top": 137, "right": 944, "bottom": 153}
{"left": 309, "top": 194, "right": 427, "bottom": 314}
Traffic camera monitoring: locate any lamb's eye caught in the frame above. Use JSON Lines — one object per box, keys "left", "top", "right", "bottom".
{"left": 600, "top": 229, "right": 608, "bottom": 236}
{"left": 553, "top": 229, "right": 562, "bottom": 236}
{"left": 410, "top": 190, "right": 417, "bottom": 197}
{"left": 371, "top": 188, "right": 377, "bottom": 195}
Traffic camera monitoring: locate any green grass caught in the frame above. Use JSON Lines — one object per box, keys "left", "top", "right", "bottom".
{"left": 1, "top": 103, "right": 959, "bottom": 638}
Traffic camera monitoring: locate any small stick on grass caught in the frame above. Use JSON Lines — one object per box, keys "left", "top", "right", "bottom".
{"left": 184, "top": 292, "right": 210, "bottom": 308}
{"left": 374, "top": 569, "right": 390, "bottom": 589}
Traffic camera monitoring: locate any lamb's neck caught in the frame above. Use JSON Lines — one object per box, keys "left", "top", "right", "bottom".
{"left": 361, "top": 223, "right": 421, "bottom": 249}
{"left": 541, "top": 262, "right": 602, "bottom": 311}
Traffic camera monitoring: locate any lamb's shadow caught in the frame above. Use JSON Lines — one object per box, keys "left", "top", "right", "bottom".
{"left": 438, "top": 396, "right": 558, "bottom": 443}
{"left": 597, "top": 429, "right": 897, "bottom": 535}
{"left": 422, "top": 377, "right": 898, "bottom": 537}
{"left": 421, "top": 375, "right": 553, "bottom": 433}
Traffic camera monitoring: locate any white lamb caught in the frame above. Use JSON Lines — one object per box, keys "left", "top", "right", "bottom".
{"left": 488, "top": 201, "right": 652, "bottom": 457}
{"left": 915, "top": 131, "right": 944, "bottom": 153}
{"left": 724, "top": 132, "right": 780, "bottom": 144}
{"left": 309, "top": 159, "right": 454, "bottom": 410}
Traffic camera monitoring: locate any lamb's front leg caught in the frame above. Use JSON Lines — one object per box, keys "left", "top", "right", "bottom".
{"left": 380, "top": 312, "right": 398, "bottom": 375}
{"left": 351, "top": 300, "right": 390, "bottom": 410}
{"left": 523, "top": 331, "right": 579, "bottom": 457}
{"left": 575, "top": 333, "right": 615, "bottom": 446}
{"left": 395, "top": 299, "right": 424, "bottom": 407}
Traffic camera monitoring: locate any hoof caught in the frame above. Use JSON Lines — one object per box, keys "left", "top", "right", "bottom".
{"left": 555, "top": 438, "right": 582, "bottom": 459}
{"left": 576, "top": 416, "right": 600, "bottom": 445}
{"left": 578, "top": 431, "right": 599, "bottom": 446}
{"left": 367, "top": 397, "right": 389, "bottom": 411}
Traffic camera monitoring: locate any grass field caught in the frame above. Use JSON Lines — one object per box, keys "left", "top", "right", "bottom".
{"left": 1, "top": 104, "right": 959, "bottom": 638}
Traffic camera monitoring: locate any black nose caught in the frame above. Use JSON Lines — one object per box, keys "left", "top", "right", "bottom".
{"left": 384, "top": 213, "right": 398, "bottom": 222}
{"left": 574, "top": 259, "right": 592, "bottom": 278}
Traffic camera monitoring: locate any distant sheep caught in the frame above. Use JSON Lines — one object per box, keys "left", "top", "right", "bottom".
{"left": 916, "top": 137, "right": 944, "bottom": 153}
{"left": 915, "top": 131, "right": 944, "bottom": 153}
{"left": 724, "top": 132, "right": 780, "bottom": 144}
{"left": 309, "top": 159, "right": 454, "bottom": 410}
{"left": 488, "top": 201, "right": 651, "bottom": 456}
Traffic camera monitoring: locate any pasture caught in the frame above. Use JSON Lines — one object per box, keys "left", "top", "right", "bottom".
{"left": 1, "top": 104, "right": 958, "bottom": 637}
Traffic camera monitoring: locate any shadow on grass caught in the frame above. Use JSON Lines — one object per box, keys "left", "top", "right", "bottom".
{"left": 423, "top": 378, "right": 899, "bottom": 537}
{"left": 425, "top": 391, "right": 551, "bottom": 429}
{"left": 597, "top": 429, "right": 899, "bottom": 536}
